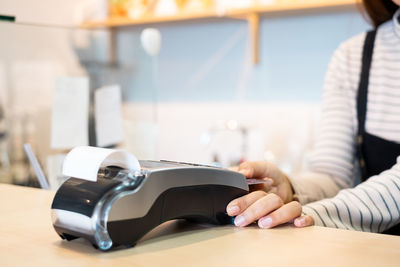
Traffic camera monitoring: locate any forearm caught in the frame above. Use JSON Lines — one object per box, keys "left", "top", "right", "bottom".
{"left": 302, "top": 161, "right": 400, "bottom": 232}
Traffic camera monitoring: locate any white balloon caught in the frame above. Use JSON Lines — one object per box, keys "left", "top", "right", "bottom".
{"left": 140, "top": 28, "right": 162, "bottom": 57}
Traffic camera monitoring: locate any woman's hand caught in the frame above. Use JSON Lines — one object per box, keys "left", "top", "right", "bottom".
{"left": 226, "top": 191, "right": 314, "bottom": 228}
{"left": 228, "top": 161, "right": 314, "bottom": 228}
{"left": 236, "top": 161, "right": 294, "bottom": 203}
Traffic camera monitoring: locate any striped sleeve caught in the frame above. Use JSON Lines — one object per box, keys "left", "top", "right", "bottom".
{"left": 289, "top": 24, "right": 400, "bottom": 232}
{"left": 303, "top": 161, "right": 400, "bottom": 232}
{"left": 288, "top": 35, "right": 362, "bottom": 204}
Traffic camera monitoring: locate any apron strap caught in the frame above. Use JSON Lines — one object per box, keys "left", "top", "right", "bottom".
{"left": 357, "top": 30, "right": 377, "bottom": 136}
{"left": 356, "top": 30, "right": 376, "bottom": 180}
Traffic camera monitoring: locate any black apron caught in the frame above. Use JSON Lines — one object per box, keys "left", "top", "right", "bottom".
{"left": 356, "top": 30, "right": 400, "bottom": 235}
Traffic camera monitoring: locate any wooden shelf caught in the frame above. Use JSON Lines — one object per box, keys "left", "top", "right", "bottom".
{"left": 82, "top": 0, "right": 358, "bottom": 28}
{"left": 82, "top": 0, "right": 359, "bottom": 64}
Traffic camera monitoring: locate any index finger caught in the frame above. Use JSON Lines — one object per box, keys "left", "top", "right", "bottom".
{"left": 226, "top": 191, "right": 268, "bottom": 216}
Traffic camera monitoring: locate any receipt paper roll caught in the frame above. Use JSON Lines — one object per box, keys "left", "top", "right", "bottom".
{"left": 62, "top": 146, "right": 141, "bottom": 182}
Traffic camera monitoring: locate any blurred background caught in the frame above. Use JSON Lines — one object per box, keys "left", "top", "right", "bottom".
{"left": 0, "top": 0, "right": 368, "bottom": 190}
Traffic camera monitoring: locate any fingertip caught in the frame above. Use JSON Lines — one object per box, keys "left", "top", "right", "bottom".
{"left": 294, "top": 215, "right": 313, "bottom": 227}
{"left": 234, "top": 215, "right": 246, "bottom": 227}
{"left": 258, "top": 216, "right": 273, "bottom": 229}
{"left": 264, "top": 178, "right": 274, "bottom": 186}
{"left": 294, "top": 217, "right": 305, "bottom": 227}
{"left": 226, "top": 205, "right": 240, "bottom": 216}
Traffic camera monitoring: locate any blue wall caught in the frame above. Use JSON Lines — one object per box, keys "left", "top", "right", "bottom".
{"left": 116, "top": 9, "right": 370, "bottom": 103}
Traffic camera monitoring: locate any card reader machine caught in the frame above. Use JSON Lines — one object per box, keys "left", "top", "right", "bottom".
{"left": 51, "top": 160, "right": 249, "bottom": 251}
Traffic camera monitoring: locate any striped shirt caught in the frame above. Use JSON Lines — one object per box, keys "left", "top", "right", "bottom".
{"left": 290, "top": 10, "right": 400, "bottom": 232}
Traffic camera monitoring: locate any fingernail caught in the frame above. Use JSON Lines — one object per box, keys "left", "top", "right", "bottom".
{"left": 259, "top": 217, "right": 272, "bottom": 228}
{"left": 234, "top": 215, "right": 246, "bottom": 227}
{"left": 227, "top": 205, "right": 240, "bottom": 214}
{"left": 265, "top": 179, "right": 273, "bottom": 185}
{"left": 295, "top": 217, "right": 305, "bottom": 227}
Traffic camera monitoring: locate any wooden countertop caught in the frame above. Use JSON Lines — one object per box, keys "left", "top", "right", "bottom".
{"left": 1, "top": 183, "right": 399, "bottom": 267}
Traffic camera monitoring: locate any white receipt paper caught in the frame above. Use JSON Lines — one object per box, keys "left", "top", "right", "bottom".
{"left": 62, "top": 146, "right": 141, "bottom": 182}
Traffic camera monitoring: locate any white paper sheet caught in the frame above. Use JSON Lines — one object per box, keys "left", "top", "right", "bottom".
{"left": 62, "top": 146, "right": 141, "bottom": 182}
{"left": 95, "top": 85, "right": 124, "bottom": 147}
{"left": 51, "top": 76, "right": 89, "bottom": 149}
